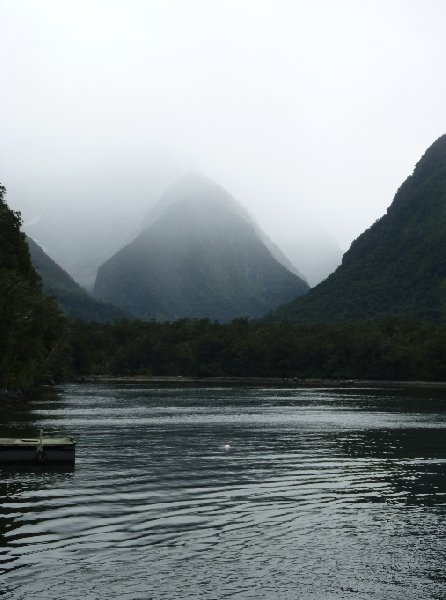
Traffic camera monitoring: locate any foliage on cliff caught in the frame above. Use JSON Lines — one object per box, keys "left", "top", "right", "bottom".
{"left": 0, "top": 184, "right": 68, "bottom": 390}
{"left": 271, "top": 135, "right": 446, "bottom": 323}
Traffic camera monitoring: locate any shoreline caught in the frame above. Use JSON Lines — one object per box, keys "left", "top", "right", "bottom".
{"left": 70, "top": 376, "right": 446, "bottom": 390}
{"left": 0, "top": 384, "right": 61, "bottom": 402}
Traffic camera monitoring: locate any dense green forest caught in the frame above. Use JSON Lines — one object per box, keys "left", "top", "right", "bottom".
{"left": 271, "top": 134, "right": 446, "bottom": 323}
{"left": 0, "top": 184, "right": 68, "bottom": 392}
{"left": 3, "top": 172, "right": 446, "bottom": 391}
{"left": 68, "top": 317, "right": 446, "bottom": 381}
{"left": 69, "top": 136, "right": 446, "bottom": 382}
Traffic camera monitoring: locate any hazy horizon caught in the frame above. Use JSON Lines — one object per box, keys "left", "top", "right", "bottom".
{"left": 2, "top": 0, "right": 446, "bottom": 285}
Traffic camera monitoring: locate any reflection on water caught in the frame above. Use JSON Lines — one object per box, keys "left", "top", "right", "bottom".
{"left": 0, "top": 384, "right": 445, "bottom": 599}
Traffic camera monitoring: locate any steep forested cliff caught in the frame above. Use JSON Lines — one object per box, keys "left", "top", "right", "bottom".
{"left": 0, "top": 184, "right": 67, "bottom": 391}
{"left": 271, "top": 135, "right": 446, "bottom": 322}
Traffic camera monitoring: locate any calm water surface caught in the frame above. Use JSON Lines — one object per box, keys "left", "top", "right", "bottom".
{"left": 0, "top": 384, "right": 445, "bottom": 599}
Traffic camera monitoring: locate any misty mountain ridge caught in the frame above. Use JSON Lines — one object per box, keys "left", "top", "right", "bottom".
{"left": 142, "top": 173, "right": 308, "bottom": 281}
{"left": 22, "top": 161, "right": 181, "bottom": 289}
{"left": 271, "top": 134, "right": 446, "bottom": 322}
{"left": 27, "top": 236, "right": 127, "bottom": 322}
{"left": 16, "top": 165, "right": 341, "bottom": 290}
{"left": 94, "top": 173, "right": 309, "bottom": 321}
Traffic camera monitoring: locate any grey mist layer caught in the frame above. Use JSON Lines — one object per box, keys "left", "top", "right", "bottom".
{"left": 94, "top": 174, "right": 309, "bottom": 321}
{"left": 3, "top": 1, "right": 446, "bottom": 292}
{"left": 27, "top": 236, "right": 127, "bottom": 322}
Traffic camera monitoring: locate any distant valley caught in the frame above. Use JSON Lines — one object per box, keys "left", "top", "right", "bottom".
{"left": 3, "top": 134, "right": 446, "bottom": 391}
{"left": 21, "top": 170, "right": 341, "bottom": 292}
{"left": 27, "top": 237, "right": 127, "bottom": 322}
{"left": 25, "top": 172, "right": 311, "bottom": 322}
{"left": 21, "top": 134, "right": 446, "bottom": 325}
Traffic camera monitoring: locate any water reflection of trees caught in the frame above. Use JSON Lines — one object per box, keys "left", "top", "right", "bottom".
{"left": 337, "top": 427, "right": 446, "bottom": 508}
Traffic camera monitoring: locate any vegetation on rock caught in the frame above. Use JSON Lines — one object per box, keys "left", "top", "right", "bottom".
{"left": 271, "top": 135, "right": 446, "bottom": 323}
{"left": 4, "top": 136, "right": 446, "bottom": 387}
{"left": 0, "top": 184, "right": 68, "bottom": 391}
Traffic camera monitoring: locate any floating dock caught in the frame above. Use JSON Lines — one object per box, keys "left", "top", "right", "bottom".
{"left": 0, "top": 433, "right": 75, "bottom": 464}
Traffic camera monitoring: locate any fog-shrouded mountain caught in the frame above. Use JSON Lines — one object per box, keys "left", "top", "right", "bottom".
{"left": 20, "top": 160, "right": 180, "bottom": 290}
{"left": 271, "top": 134, "right": 446, "bottom": 323}
{"left": 15, "top": 161, "right": 340, "bottom": 290}
{"left": 94, "top": 173, "right": 309, "bottom": 321}
{"left": 27, "top": 237, "right": 127, "bottom": 322}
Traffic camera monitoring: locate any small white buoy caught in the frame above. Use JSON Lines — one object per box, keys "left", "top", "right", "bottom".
{"left": 224, "top": 443, "right": 231, "bottom": 450}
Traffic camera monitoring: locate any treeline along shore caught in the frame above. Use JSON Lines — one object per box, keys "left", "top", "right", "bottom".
{"left": 4, "top": 130, "right": 446, "bottom": 397}
{"left": 5, "top": 314, "right": 446, "bottom": 395}
{"left": 74, "top": 375, "right": 446, "bottom": 390}
{"left": 68, "top": 317, "right": 446, "bottom": 383}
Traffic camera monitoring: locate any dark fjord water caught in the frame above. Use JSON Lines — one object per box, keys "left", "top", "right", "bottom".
{"left": 0, "top": 384, "right": 445, "bottom": 600}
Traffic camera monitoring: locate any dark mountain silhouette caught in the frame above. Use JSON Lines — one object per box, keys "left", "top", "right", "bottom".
{"left": 94, "top": 173, "right": 309, "bottom": 321}
{"left": 27, "top": 237, "right": 127, "bottom": 322}
{"left": 271, "top": 135, "right": 446, "bottom": 322}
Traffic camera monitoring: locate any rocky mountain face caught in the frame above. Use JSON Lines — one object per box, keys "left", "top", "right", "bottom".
{"left": 94, "top": 174, "right": 309, "bottom": 321}
{"left": 27, "top": 237, "right": 126, "bottom": 322}
{"left": 271, "top": 135, "right": 446, "bottom": 322}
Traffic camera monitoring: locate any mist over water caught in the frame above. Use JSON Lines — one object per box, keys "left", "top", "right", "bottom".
{"left": 1, "top": 384, "right": 445, "bottom": 599}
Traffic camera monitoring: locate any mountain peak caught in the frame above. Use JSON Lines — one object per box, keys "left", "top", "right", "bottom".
{"left": 142, "top": 171, "right": 252, "bottom": 232}
{"left": 94, "top": 175, "right": 309, "bottom": 321}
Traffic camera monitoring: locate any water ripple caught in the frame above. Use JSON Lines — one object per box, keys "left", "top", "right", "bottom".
{"left": 1, "top": 384, "right": 445, "bottom": 599}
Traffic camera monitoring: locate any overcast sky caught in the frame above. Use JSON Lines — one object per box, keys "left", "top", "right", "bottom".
{"left": 1, "top": 0, "right": 446, "bottom": 255}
